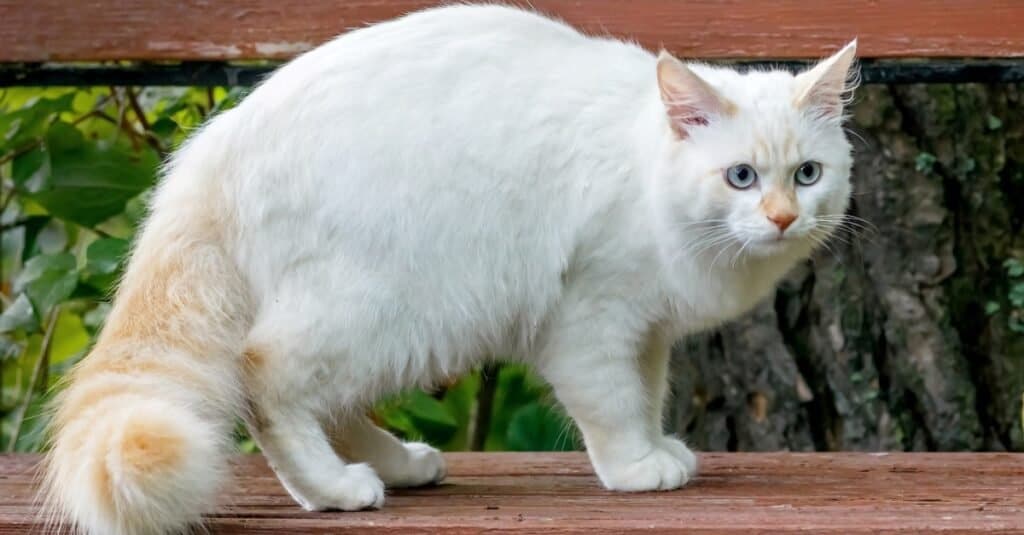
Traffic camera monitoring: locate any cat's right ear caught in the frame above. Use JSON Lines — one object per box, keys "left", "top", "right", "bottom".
{"left": 656, "top": 51, "right": 733, "bottom": 139}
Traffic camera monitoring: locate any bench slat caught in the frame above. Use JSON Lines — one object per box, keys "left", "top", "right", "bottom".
{"left": 2, "top": 0, "right": 1024, "bottom": 63}
{"left": 1, "top": 452, "right": 1022, "bottom": 533}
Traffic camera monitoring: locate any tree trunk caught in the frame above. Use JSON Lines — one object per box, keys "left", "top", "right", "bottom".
{"left": 669, "top": 83, "right": 1024, "bottom": 453}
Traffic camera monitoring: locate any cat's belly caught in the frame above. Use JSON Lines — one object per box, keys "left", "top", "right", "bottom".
{"left": 241, "top": 222, "right": 569, "bottom": 404}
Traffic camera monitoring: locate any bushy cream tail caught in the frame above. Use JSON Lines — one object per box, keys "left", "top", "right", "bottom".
{"left": 42, "top": 217, "right": 252, "bottom": 535}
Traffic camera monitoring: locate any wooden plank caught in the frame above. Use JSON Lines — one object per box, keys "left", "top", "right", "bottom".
{"left": 1, "top": 1, "right": 1024, "bottom": 63}
{"left": 1, "top": 452, "right": 1022, "bottom": 533}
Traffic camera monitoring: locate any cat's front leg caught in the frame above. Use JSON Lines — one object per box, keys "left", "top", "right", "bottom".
{"left": 537, "top": 318, "right": 697, "bottom": 492}
{"left": 638, "top": 331, "right": 699, "bottom": 477}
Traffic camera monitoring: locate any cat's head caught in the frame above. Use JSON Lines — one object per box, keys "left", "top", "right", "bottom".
{"left": 653, "top": 41, "right": 858, "bottom": 265}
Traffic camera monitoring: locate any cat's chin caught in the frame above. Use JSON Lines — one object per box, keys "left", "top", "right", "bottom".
{"left": 742, "top": 237, "right": 806, "bottom": 259}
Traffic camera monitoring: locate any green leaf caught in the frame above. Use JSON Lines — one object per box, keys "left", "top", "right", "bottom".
{"left": 374, "top": 402, "right": 418, "bottom": 440}
{"left": 1009, "top": 283, "right": 1024, "bottom": 308}
{"left": 82, "top": 238, "right": 130, "bottom": 292}
{"left": 485, "top": 366, "right": 545, "bottom": 450}
{"left": 12, "top": 121, "right": 158, "bottom": 227}
{"left": 12, "top": 389, "right": 54, "bottom": 452}
{"left": 210, "top": 87, "right": 249, "bottom": 115}
{"left": 986, "top": 114, "right": 1003, "bottom": 130}
{"left": 985, "top": 301, "right": 1001, "bottom": 316}
{"left": 14, "top": 253, "right": 77, "bottom": 318}
{"left": 915, "top": 152, "right": 937, "bottom": 173}
{"left": 431, "top": 374, "right": 478, "bottom": 451}
{"left": 149, "top": 117, "right": 179, "bottom": 141}
{"left": 1004, "top": 258, "right": 1024, "bottom": 278}
{"left": 0, "top": 93, "right": 74, "bottom": 151}
{"left": 16, "top": 215, "right": 53, "bottom": 262}
{"left": 401, "top": 390, "right": 459, "bottom": 445}
{"left": 506, "top": 402, "right": 577, "bottom": 452}
{"left": 1010, "top": 314, "right": 1024, "bottom": 334}
{"left": 0, "top": 294, "right": 38, "bottom": 333}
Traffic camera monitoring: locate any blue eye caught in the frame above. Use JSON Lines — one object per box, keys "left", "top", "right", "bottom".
{"left": 725, "top": 164, "right": 757, "bottom": 189}
{"left": 795, "top": 161, "right": 822, "bottom": 185}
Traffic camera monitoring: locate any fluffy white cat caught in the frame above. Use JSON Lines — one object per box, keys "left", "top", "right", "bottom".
{"left": 43, "top": 4, "right": 857, "bottom": 534}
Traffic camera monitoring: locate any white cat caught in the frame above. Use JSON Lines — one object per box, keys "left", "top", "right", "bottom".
{"left": 43, "top": 4, "right": 857, "bottom": 534}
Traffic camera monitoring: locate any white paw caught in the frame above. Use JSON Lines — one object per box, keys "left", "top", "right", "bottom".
{"left": 596, "top": 445, "right": 695, "bottom": 492}
{"left": 382, "top": 442, "right": 447, "bottom": 488}
{"left": 301, "top": 463, "right": 385, "bottom": 511}
{"left": 657, "top": 435, "right": 699, "bottom": 477}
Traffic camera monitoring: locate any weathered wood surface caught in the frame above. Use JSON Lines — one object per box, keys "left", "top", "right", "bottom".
{"left": 3, "top": 0, "right": 1024, "bottom": 63}
{"left": 1, "top": 452, "right": 1022, "bottom": 533}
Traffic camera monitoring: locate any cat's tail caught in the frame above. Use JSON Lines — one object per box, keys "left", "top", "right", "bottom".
{"left": 40, "top": 192, "right": 253, "bottom": 534}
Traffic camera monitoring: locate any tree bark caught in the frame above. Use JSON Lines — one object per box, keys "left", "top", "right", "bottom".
{"left": 669, "top": 83, "right": 1024, "bottom": 452}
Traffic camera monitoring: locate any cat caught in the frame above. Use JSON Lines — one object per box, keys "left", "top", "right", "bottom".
{"left": 42, "top": 4, "right": 857, "bottom": 534}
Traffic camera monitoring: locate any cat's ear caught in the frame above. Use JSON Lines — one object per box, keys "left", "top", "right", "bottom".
{"left": 795, "top": 39, "right": 859, "bottom": 121}
{"left": 657, "top": 51, "right": 734, "bottom": 139}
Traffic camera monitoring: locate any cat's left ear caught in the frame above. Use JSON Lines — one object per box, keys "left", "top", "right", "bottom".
{"left": 795, "top": 39, "right": 859, "bottom": 121}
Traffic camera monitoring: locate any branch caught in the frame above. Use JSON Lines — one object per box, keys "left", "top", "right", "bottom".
{"left": 126, "top": 87, "right": 168, "bottom": 158}
{"left": 470, "top": 363, "right": 501, "bottom": 451}
{"left": 6, "top": 305, "right": 60, "bottom": 451}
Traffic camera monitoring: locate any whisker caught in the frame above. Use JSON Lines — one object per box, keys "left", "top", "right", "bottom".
{"left": 818, "top": 214, "right": 878, "bottom": 234}
{"left": 707, "top": 240, "right": 737, "bottom": 277}
{"left": 806, "top": 231, "right": 842, "bottom": 264}
{"left": 730, "top": 237, "right": 753, "bottom": 268}
{"left": 843, "top": 126, "right": 870, "bottom": 149}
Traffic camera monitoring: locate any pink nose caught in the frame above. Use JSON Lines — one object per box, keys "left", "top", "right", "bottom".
{"left": 768, "top": 213, "right": 797, "bottom": 232}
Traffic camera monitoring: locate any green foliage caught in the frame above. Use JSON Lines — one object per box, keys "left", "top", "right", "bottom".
{"left": 986, "top": 114, "right": 1004, "bottom": 131}
{"left": 0, "top": 87, "right": 575, "bottom": 453}
{"left": 998, "top": 258, "right": 1024, "bottom": 334}
{"left": 506, "top": 402, "right": 577, "bottom": 451}
{"left": 915, "top": 151, "right": 937, "bottom": 173}
{"left": 373, "top": 365, "right": 578, "bottom": 451}
{"left": 14, "top": 121, "right": 158, "bottom": 226}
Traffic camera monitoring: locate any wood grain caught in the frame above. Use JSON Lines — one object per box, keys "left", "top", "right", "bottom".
{"left": 2, "top": 1, "right": 1024, "bottom": 63}
{"left": 2, "top": 452, "right": 1022, "bottom": 533}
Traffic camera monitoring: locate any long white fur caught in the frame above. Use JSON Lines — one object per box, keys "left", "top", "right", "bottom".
{"left": 43, "top": 4, "right": 857, "bottom": 534}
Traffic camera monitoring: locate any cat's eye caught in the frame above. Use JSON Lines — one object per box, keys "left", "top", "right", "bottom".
{"left": 725, "top": 164, "right": 758, "bottom": 190}
{"left": 794, "top": 161, "right": 822, "bottom": 186}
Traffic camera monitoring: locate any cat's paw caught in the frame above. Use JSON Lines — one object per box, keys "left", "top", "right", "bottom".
{"left": 596, "top": 446, "right": 695, "bottom": 492}
{"left": 380, "top": 442, "right": 447, "bottom": 488}
{"left": 657, "top": 435, "right": 699, "bottom": 477}
{"left": 299, "top": 463, "right": 385, "bottom": 511}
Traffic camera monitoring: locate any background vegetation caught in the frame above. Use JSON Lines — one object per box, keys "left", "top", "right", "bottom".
{"left": 1, "top": 84, "right": 1021, "bottom": 454}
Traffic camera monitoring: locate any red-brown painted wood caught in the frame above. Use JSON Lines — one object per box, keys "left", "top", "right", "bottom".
{"left": 2, "top": 1, "right": 1024, "bottom": 63}
{"left": 2, "top": 452, "right": 1022, "bottom": 533}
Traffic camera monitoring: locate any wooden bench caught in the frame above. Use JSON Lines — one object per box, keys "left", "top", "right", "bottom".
{"left": 2, "top": 453, "right": 1023, "bottom": 533}
{"left": 2, "top": 0, "right": 1024, "bottom": 85}
{"left": 1, "top": 0, "right": 1023, "bottom": 532}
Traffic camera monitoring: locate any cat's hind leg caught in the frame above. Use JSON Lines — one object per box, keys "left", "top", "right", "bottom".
{"left": 245, "top": 400, "right": 385, "bottom": 511}
{"left": 329, "top": 415, "right": 447, "bottom": 488}
{"left": 242, "top": 340, "right": 386, "bottom": 513}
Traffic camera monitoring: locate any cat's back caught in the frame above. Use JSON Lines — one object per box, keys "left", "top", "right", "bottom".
{"left": 245, "top": 4, "right": 601, "bottom": 110}
{"left": 219, "top": 2, "right": 653, "bottom": 267}
{"left": 233, "top": 3, "right": 650, "bottom": 140}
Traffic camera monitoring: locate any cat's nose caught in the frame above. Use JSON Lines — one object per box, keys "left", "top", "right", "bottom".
{"left": 767, "top": 212, "right": 797, "bottom": 232}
